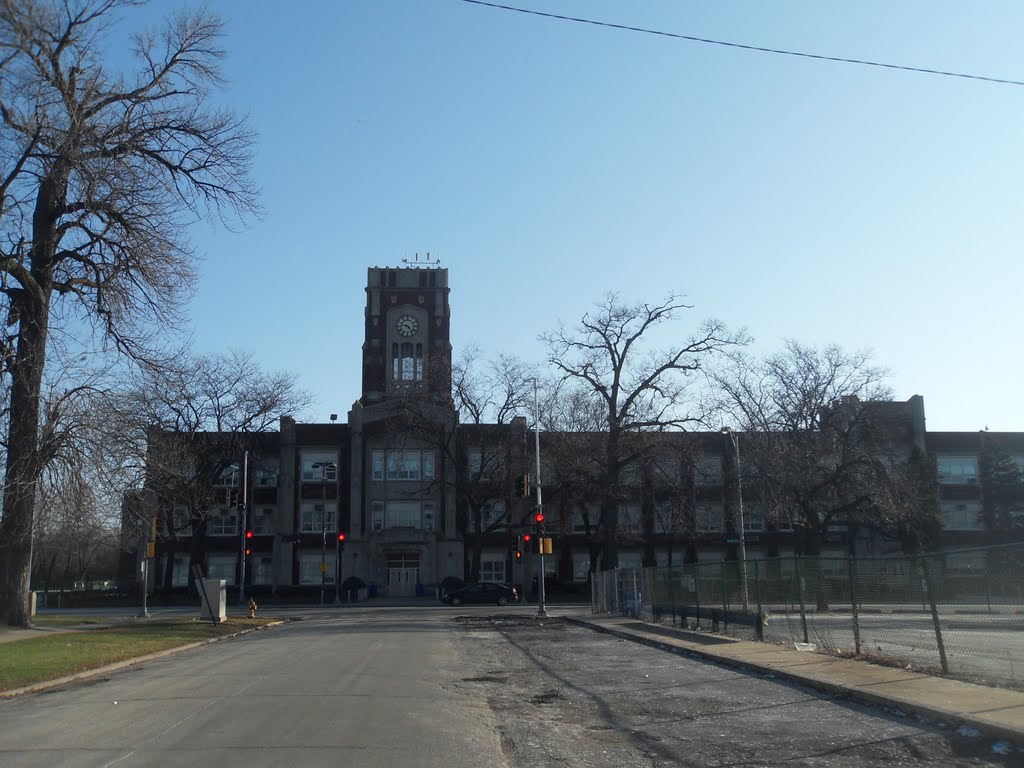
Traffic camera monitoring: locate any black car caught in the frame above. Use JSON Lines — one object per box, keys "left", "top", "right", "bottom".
{"left": 441, "top": 581, "right": 518, "bottom": 606}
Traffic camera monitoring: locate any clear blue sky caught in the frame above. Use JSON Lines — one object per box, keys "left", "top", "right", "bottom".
{"left": 121, "top": 1, "right": 1023, "bottom": 431}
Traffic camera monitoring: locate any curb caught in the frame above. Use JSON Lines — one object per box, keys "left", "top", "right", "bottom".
{"left": 0, "top": 620, "right": 286, "bottom": 699}
{"left": 566, "top": 617, "right": 1024, "bottom": 745}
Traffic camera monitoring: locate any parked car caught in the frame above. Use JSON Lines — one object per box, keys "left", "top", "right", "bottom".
{"left": 441, "top": 581, "right": 518, "bottom": 606}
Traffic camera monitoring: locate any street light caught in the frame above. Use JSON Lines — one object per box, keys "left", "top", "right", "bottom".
{"left": 721, "top": 428, "right": 750, "bottom": 612}
{"left": 313, "top": 461, "right": 336, "bottom": 606}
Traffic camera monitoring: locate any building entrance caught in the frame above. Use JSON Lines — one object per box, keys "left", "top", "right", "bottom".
{"left": 386, "top": 553, "right": 420, "bottom": 596}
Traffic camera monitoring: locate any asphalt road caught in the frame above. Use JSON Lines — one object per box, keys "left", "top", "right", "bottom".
{"left": 0, "top": 605, "right": 1018, "bottom": 767}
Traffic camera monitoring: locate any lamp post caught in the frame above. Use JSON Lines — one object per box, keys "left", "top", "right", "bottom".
{"left": 721, "top": 428, "right": 750, "bottom": 612}
{"left": 238, "top": 451, "right": 249, "bottom": 607}
{"left": 313, "top": 461, "right": 336, "bottom": 606}
{"left": 334, "top": 533, "right": 344, "bottom": 606}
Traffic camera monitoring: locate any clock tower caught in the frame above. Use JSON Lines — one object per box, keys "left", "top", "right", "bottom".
{"left": 361, "top": 263, "right": 451, "bottom": 404}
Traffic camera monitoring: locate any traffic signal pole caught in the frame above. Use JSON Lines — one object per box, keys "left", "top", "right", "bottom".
{"left": 534, "top": 379, "right": 547, "bottom": 617}
{"left": 239, "top": 450, "right": 249, "bottom": 607}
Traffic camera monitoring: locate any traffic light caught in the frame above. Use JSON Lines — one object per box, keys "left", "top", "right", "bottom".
{"left": 534, "top": 511, "right": 545, "bottom": 535}
{"left": 517, "top": 473, "right": 531, "bottom": 498}
{"left": 338, "top": 532, "right": 346, "bottom": 552}
{"left": 245, "top": 530, "right": 254, "bottom": 540}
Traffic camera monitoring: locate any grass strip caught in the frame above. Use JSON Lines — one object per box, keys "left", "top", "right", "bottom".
{"left": 0, "top": 618, "right": 275, "bottom": 692}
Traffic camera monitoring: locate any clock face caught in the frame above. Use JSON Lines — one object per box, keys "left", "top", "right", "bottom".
{"left": 395, "top": 314, "right": 419, "bottom": 337}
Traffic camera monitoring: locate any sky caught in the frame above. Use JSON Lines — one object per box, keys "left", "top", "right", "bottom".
{"left": 115, "top": 1, "right": 1023, "bottom": 432}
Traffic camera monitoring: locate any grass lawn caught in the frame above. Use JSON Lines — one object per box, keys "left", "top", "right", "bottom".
{"left": 0, "top": 617, "right": 276, "bottom": 692}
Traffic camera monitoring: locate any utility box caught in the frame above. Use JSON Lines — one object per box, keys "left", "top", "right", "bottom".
{"left": 197, "top": 578, "right": 227, "bottom": 622}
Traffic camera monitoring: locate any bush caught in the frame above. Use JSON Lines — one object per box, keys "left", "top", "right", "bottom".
{"left": 341, "top": 576, "right": 366, "bottom": 593}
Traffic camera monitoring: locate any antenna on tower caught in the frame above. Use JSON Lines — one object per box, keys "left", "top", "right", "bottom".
{"left": 402, "top": 251, "right": 441, "bottom": 267}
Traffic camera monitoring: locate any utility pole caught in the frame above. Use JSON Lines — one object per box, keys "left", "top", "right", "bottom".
{"left": 534, "top": 379, "right": 547, "bottom": 617}
{"left": 721, "top": 428, "right": 749, "bottom": 612}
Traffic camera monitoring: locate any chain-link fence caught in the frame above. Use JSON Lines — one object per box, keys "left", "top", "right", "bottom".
{"left": 591, "top": 542, "right": 1024, "bottom": 687}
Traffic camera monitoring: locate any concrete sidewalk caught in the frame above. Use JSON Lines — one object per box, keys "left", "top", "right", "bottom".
{"left": 564, "top": 612, "right": 1024, "bottom": 744}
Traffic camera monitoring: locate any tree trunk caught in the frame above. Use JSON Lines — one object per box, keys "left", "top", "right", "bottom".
{"left": 0, "top": 169, "right": 63, "bottom": 626}
{"left": 1, "top": 278, "right": 54, "bottom": 625}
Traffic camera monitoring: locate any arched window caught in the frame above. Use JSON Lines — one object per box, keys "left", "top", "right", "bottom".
{"left": 392, "top": 342, "right": 425, "bottom": 382}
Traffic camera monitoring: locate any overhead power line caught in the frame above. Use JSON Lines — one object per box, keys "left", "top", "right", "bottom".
{"left": 460, "top": 0, "right": 1024, "bottom": 88}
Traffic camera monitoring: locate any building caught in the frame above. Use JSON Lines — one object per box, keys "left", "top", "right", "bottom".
{"left": 136, "top": 264, "right": 1024, "bottom": 598}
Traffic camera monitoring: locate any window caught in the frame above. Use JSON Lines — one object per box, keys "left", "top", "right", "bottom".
{"left": 743, "top": 503, "right": 764, "bottom": 533}
{"left": 652, "top": 501, "right": 679, "bottom": 534}
{"left": 936, "top": 455, "right": 978, "bottom": 484}
{"left": 467, "top": 446, "right": 500, "bottom": 479}
{"left": 573, "top": 554, "right": 591, "bottom": 581}
{"left": 1012, "top": 455, "right": 1024, "bottom": 479}
{"left": 618, "top": 553, "right": 642, "bottom": 569}
{"left": 213, "top": 464, "right": 240, "bottom": 487}
{"left": 207, "top": 554, "right": 237, "bottom": 585}
{"left": 695, "top": 455, "right": 722, "bottom": 485}
{"left": 207, "top": 508, "right": 238, "bottom": 536}
{"left": 946, "top": 550, "right": 986, "bottom": 575}
{"left": 171, "top": 507, "right": 192, "bottom": 537}
{"left": 299, "top": 502, "right": 337, "bottom": 533}
{"left": 476, "top": 500, "right": 506, "bottom": 532}
{"left": 301, "top": 452, "right": 338, "bottom": 482}
{"left": 252, "top": 506, "right": 275, "bottom": 535}
{"left": 255, "top": 462, "right": 279, "bottom": 487}
{"left": 252, "top": 556, "right": 273, "bottom": 585}
{"left": 392, "top": 340, "right": 424, "bottom": 382}
{"left": 299, "top": 552, "right": 335, "bottom": 585}
{"left": 480, "top": 557, "right": 506, "bottom": 583}
{"left": 372, "top": 450, "right": 435, "bottom": 481}
{"left": 572, "top": 504, "right": 599, "bottom": 534}
{"left": 370, "top": 500, "right": 434, "bottom": 530}
{"left": 386, "top": 501, "right": 421, "bottom": 528}
{"left": 617, "top": 502, "right": 642, "bottom": 532}
{"left": 942, "top": 501, "right": 984, "bottom": 530}
{"left": 171, "top": 553, "right": 190, "bottom": 587}
{"left": 649, "top": 451, "right": 681, "bottom": 482}
{"left": 696, "top": 504, "right": 723, "bottom": 533}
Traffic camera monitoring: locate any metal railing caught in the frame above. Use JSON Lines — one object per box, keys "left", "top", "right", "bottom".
{"left": 591, "top": 542, "right": 1024, "bottom": 687}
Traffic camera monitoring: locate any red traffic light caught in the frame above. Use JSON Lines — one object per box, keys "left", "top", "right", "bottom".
{"left": 245, "top": 531, "right": 253, "bottom": 539}
{"left": 338, "top": 533, "right": 346, "bottom": 542}
{"left": 523, "top": 533, "right": 531, "bottom": 542}
{"left": 534, "top": 513, "right": 544, "bottom": 523}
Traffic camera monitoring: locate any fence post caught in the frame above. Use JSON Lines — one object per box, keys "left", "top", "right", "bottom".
{"left": 754, "top": 558, "right": 764, "bottom": 641}
{"left": 984, "top": 563, "right": 992, "bottom": 614}
{"left": 694, "top": 565, "right": 702, "bottom": 629}
{"left": 722, "top": 560, "right": 728, "bottom": 634}
{"left": 921, "top": 556, "right": 949, "bottom": 674}
{"left": 848, "top": 555, "right": 861, "bottom": 656}
{"left": 797, "top": 555, "right": 809, "bottom": 645}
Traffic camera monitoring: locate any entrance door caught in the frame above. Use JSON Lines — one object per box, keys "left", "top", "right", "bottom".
{"left": 386, "top": 553, "right": 420, "bottom": 596}
{"left": 388, "top": 567, "right": 418, "bottom": 596}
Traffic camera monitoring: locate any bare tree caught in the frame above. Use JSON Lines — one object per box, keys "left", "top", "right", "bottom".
{"left": 542, "top": 293, "right": 747, "bottom": 572}
{"left": 97, "top": 350, "right": 309, "bottom": 590}
{"left": 709, "top": 341, "right": 934, "bottom": 561}
{"left": 0, "top": 1, "right": 258, "bottom": 625}
{"left": 389, "top": 347, "right": 536, "bottom": 581}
